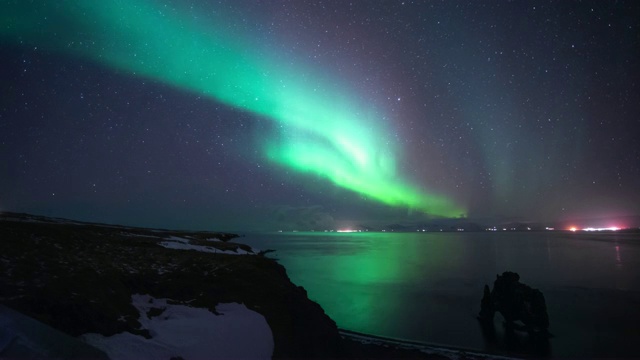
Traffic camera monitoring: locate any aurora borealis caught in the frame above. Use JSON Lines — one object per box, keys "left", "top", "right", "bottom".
{"left": 1, "top": 0, "right": 463, "bottom": 217}
{"left": 1, "top": 1, "right": 639, "bottom": 230}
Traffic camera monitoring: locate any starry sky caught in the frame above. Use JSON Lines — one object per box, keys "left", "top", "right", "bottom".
{"left": 1, "top": 1, "right": 639, "bottom": 231}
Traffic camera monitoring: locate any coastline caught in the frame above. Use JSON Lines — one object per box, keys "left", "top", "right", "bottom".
{"left": 18, "top": 212, "right": 630, "bottom": 359}
{"left": 2, "top": 211, "right": 486, "bottom": 359}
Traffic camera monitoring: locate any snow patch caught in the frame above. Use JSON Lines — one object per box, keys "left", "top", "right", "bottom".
{"left": 165, "top": 235, "right": 191, "bottom": 243}
{"left": 82, "top": 294, "right": 273, "bottom": 360}
{"left": 158, "top": 240, "right": 255, "bottom": 255}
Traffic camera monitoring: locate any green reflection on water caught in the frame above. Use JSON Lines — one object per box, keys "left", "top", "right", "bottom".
{"left": 252, "top": 231, "right": 640, "bottom": 357}
{"left": 274, "top": 232, "right": 449, "bottom": 332}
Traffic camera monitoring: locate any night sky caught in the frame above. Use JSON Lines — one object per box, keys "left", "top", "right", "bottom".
{"left": 1, "top": 1, "right": 639, "bottom": 231}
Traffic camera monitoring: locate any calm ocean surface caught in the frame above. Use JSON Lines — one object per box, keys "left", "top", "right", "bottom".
{"left": 241, "top": 231, "right": 640, "bottom": 357}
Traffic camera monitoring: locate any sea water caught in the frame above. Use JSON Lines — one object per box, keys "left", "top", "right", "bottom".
{"left": 241, "top": 231, "right": 640, "bottom": 357}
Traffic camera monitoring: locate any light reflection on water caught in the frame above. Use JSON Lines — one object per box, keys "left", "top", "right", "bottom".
{"left": 241, "top": 231, "right": 640, "bottom": 357}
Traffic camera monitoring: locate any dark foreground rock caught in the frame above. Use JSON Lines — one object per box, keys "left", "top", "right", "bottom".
{"left": 0, "top": 212, "right": 452, "bottom": 359}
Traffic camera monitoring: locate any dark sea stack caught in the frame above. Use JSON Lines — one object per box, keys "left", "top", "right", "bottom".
{"left": 479, "top": 271, "right": 550, "bottom": 334}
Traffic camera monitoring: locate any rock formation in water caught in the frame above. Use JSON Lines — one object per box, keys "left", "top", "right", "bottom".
{"left": 478, "top": 271, "right": 550, "bottom": 334}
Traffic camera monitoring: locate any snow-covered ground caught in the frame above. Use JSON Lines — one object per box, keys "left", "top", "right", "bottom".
{"left": 82, "top": 294, "right": 273, "bottom": 360}
{"left": 158, "top": 238, "right": 255, "bottom": 255}
{"left": 121, "top": 232, "right": 257, "bottom": 255}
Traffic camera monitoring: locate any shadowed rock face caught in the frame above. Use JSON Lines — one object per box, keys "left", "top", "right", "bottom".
{"left": 479, "top": 271, "right": 550, "bottom": 333}
{"left": 0, "top": 212, "right": 341, "bottom": 359}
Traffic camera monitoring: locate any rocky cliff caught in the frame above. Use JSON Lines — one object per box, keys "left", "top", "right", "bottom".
{"left": 0, "top": 212, "right": 341, "bottom": 358}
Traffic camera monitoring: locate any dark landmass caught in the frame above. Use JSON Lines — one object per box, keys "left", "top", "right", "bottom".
{"left": 0, "top": 212, "right": 461, "bottom": 359}
{"left": 368, "top": 215, "right": 640, "bottom": 233}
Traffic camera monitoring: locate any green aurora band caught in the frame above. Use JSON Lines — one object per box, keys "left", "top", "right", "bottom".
{"left": 2, "top": 1, "right": 465, "bottom": 217}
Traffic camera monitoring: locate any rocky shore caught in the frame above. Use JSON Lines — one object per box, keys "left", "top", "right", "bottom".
{"left": 0, "top": 212, "right": 496, "bottom": 359}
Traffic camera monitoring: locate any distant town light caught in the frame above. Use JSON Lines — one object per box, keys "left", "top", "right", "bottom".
{"left": 583, "top": 227, "right": 619, "bottom": 232}
{"left": 569, "top": 226, "right": 620, "bottom": 232}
